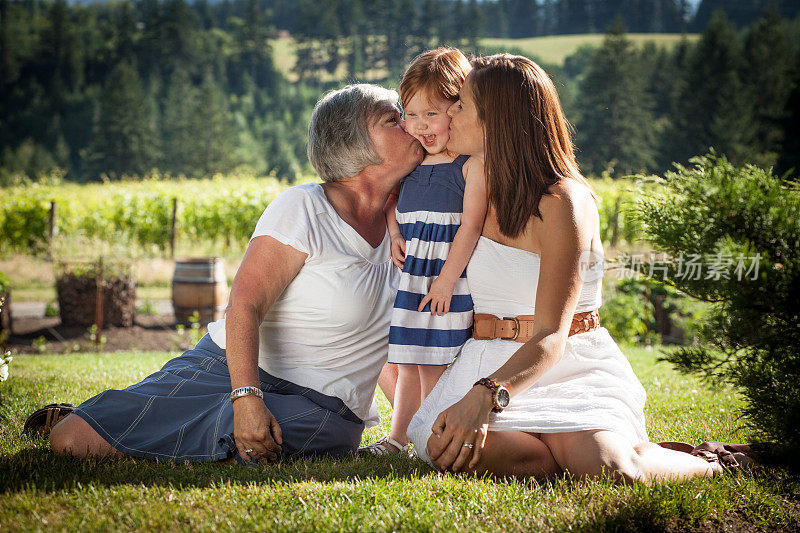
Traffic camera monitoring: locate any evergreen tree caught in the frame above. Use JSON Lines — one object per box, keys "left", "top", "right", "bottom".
{"left": 85, "top": 62, "right": 158, "bottom": 179}
{"left": 653, "top": 35, "right": 691, "bottom": 170}
{"left": 421, "top": 0, "right": 443, "bottom": 44}
{"left": 137, "top": 0, "right": 164, "bottom": 80}
{"left": 0, "top": 0, "right": 18, "bottom": 92}
{"left": 161, "top": 67, "right": 199, "bottom": 176}
{"left": 160, "top": 0, "right": 201, "bottom": 75}
{"left": 776, "top": 65, "right": 800, "bottom": 179}
{"left": 396, "top": 0, "right": 420, "bottom": 69}
{"left": 193, "top": 70, "right": 235, "bottom": 176}
{"left": 576, "top": 19, "right": 657, "bottom": 176}
{"left": 558, "top": 0, "right": 590, "bottom": 34}
{"left": 233, "top": 0, "right": 276, "bottom": 92}
{"left": 741, "top": 6, "right": 795, "bottom": 169}
{"left": 463, "top": 0, "right": 485, "bottom": 50}
{"left": 505, "top": 0, "right": 539, "bottom": 38}
{"left": 670, "top": 11, "right": 756, "bottom": 166}
{"left": 340, "top": 0, "right": 366, "bottom": 79}
{"left": 634, "top": 152, "right": 800, "bottom": 454}
{"left": 41, "top": 0, "right": 82, "bottom": 96}
{"left": 116, "top": 1, "right": 137, "bottom": 65}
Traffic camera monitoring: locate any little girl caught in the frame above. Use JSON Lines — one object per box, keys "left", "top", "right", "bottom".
{"left": 363, "top": 48, "right": 488, "bottom": 454}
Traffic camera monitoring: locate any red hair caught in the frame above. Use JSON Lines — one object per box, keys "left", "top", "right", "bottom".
{"left": 399, "top": 48, "right": 471, "bottom": 109}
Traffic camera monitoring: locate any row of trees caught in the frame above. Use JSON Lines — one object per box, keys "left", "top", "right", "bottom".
{"left": 261, "top": 0, "right": 800, "bottom": 40}
{"left": 573, "top": 9, "right": 800, "bottom": 178}
{"left": 0, "top": 0, "right": 316, "bottom": 181}
{"left": 1, "top": 0, "right": 799, "bottom": 182}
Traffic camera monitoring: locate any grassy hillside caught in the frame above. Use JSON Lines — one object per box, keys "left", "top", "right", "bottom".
{"left": 481, "top": 33, "right": 699, "bottom": 65}
{"left": 271, "top": 33, "right": 701, "bottom": 81}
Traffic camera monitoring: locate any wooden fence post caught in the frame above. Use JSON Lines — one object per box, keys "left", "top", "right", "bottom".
{"left": 610, "top": 196, "right": 621, "bottom": 248}
{"left": 170, "top": 197, "right": 178, "bottom": 259}
{"left": 48, "top": 200, "right": 57, "bottom": 242}
{"left": 94, "top": 257, "right": 104, "bottom": 351}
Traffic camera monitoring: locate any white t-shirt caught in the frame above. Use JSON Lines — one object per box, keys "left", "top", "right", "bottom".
{"left": 207, "top": 183, "right": 399, "bottom": 427}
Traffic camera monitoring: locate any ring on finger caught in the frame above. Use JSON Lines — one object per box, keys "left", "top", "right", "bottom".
{"left": 243, "top": 448, "right": 255, "bottom": 453}
{"left": 462, "top": 443, "right": 474, "bottom": 449}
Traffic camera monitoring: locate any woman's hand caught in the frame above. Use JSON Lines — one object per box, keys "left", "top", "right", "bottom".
{"left": 232, "top": 395, "right": 283, "bottom": 462}
{"left": 418, "top": 276, "right": 455, "bottom": 315}
{"left": 427, "top": 386, "right": 493, "bottom": 472}
{"left": 390, "top": 234, "right": 406, "bottom": 269}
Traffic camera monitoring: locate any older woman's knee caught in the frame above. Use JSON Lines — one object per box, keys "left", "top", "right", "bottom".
{"left": 49, "top": 414, "right": 81, "bottom": 455}
{"left": 49, "top": 414, "right": 115, "bottom": 458}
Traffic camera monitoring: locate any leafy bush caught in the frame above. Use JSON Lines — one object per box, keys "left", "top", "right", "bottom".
{"left": 602, "top": 277, "right": 708, "bottom": 346}
{"left": 632, "top": 151, "right": 800, "bottom": 451}
{"left": 602, "top": 278, "right": 657, "bottom": 345}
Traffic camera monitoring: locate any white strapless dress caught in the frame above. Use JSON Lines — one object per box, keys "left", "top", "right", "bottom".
{"left": 407, "top": 236, "right": 649, "bottom": 466}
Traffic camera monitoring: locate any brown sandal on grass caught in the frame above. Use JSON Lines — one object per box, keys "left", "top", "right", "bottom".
{"left": 23, "top": 403, "right": 75, "bottom": 436}
{"left": 657, "top": 441, "right": 695, "bottom": 454}
{"left": 690, "top": 441, "right": 763, "bottom": 470}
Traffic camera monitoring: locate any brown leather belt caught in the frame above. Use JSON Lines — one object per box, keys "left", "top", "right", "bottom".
{"left": 473, "top": 310, "right": 600, "bottom": 342}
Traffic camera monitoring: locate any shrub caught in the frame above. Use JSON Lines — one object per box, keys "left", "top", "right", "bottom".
{"left": 632, "top": 151, "right": 800, "bottom": 451}
{"left": 602, "top": 276, "right": 708, "bottom": 346}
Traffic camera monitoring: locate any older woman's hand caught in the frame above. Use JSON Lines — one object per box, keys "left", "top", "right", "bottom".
{"left": 232, "top": 396, "right": 283, "bottom": 462}
{"left": 427, "top": 386, "right": 492, "bottom": 472}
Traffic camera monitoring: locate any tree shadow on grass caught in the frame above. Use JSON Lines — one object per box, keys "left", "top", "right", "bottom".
{"left": 1, "top": 444, "right": 579, "bottom": 495}
{"left": 0, "top": 446, "right": 439, "bottom": 493}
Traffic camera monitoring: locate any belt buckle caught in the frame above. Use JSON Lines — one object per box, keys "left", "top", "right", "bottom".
{"left": 502, "top": 316, "right": 520, "bottom": 340}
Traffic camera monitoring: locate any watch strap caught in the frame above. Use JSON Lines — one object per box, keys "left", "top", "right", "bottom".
{"left": 473, "top": 377, "right": 505, "bottom": 413}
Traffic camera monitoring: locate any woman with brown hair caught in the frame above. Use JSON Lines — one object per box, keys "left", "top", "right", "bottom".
{"left": 406, "top": 54, "right": 725, "bottom": 481}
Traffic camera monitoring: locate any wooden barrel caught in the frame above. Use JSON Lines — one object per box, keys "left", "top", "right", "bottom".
{"left": 171, "top": 258, "right": 228, "bottom": 325}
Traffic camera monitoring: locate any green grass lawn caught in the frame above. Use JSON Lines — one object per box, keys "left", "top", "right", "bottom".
{"left": 1, "top": 346, "right": 797, "bottom": 531}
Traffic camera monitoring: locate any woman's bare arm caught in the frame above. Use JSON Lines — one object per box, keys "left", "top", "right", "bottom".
{"left": 225, "top": 235, "right": 307, "bottom": 461}
{"left": 427, "top": 182, "right": 598, "bottom": 471}
{"left": 484, "top": 184, "right": 596, "bottom": 395}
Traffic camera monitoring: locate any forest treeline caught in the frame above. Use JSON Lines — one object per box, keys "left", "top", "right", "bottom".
{"left": 1, "top": 0, "right": 799, "bottom": 183}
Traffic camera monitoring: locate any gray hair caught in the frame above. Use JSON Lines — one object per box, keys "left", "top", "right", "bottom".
{"left": 307, "top": 84, "right": 400, "bottom": 182}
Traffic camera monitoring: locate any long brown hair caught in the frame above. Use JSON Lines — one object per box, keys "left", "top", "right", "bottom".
{"left": 470, "top": 54, "right": 594, "bottom": 238}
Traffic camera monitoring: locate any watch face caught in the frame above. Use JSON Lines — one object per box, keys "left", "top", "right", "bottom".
{"left": 496, "top": 387, "right": 510, "bottom": 408}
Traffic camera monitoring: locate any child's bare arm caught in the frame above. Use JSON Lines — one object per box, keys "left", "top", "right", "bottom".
{"left": 385, "top": 183, "right": 406, "bottom": 269}
{"left": 419, "top": 157, "right": 488, "bottom": 314}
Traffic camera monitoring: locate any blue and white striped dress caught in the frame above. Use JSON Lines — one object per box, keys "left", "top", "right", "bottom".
{"left": 387, "top": 154, "right": 474, "bottom": 365}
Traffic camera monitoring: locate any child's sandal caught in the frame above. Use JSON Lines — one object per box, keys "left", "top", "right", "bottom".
{"left": 358, "top": 436, "right": 411, "bottom": 456}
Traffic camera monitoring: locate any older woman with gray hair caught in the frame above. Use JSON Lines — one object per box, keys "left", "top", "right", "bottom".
{"left": 37, "top": 84, "right": 423, "bottom": 463}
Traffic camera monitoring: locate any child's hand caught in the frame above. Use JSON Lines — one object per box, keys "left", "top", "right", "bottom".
{"left": 391, "top": 235, "right": 406, "bottom": 269}
{"left": 419, "top": 277, "right": 455, "bottom": 315}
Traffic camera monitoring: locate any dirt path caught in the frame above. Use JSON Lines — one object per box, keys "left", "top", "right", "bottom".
{"left": 5, "top": 313, "right": 205, "bottom": 354}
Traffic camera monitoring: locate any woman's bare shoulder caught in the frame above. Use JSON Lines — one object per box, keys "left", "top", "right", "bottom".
{"left": 540, "top": 179, "right": 594, "bottom": 219}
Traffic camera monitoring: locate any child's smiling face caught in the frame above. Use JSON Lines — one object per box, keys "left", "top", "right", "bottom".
{"left": 402, "top": 90, "right": 453, "bottom": 155}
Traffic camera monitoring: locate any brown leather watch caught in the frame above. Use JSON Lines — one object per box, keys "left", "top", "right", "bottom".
{"left": 473, "top": 378, "right": 510, "bottom": 413}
